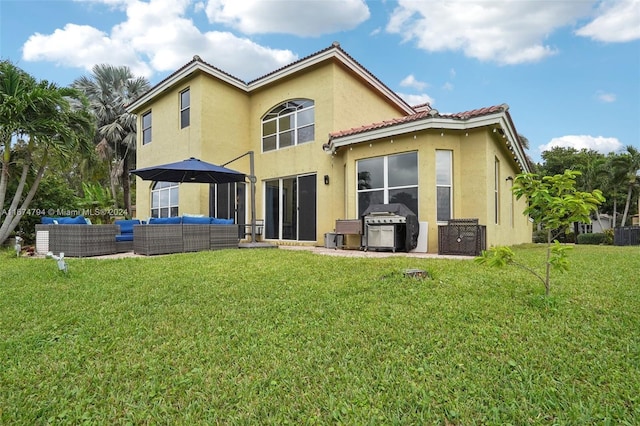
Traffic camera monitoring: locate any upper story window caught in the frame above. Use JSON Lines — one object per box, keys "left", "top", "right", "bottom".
{"left": 142, "top": 111, "right": 152, "bottom": 145}
{"left": 180, "top": 88, "right": 190, "bottom": 128}
{"left": 262, "top": 99, "right": 314, "bottom": 152}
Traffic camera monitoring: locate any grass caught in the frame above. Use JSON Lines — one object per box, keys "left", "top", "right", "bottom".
{"left": 1, "top": 245, "right": 639, "bottom": 424}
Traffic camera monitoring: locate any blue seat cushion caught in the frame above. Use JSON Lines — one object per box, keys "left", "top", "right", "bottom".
{"left": 115, "top": 234, "right": 134, "bottom": 242}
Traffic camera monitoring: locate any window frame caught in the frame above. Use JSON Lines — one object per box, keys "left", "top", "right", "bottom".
{"left": 180, "top": 88, "right": 190, "bottom": 129}
{"left": 494, "top": 157, "right": 500, "bottom": 225}
{"left": 436, "top": 150, "right": 452, "bottom": 223}
{"left": 356, "top": 151, "right": 419, "bottom": 217}
{"left": 261, "top": 99, "right": 315, "bottom": 152}
{"left": 151, "top": 181, "right": 179, "bottom": 218}
{"left": 142, "top": 110, "right": 152, "bottom": 145}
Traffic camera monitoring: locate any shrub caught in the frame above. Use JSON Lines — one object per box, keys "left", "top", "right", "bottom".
{"left": 603, "top": 228, "right": 614, "bottom": 245}
{"left": 577, "top": 233, "right": 607, "bottom": 245}
{"left": 533, "top": 229, "right": 575, "bottom": 244}
{"left": 532, "top": 230, "right": 547, "bottom": 243}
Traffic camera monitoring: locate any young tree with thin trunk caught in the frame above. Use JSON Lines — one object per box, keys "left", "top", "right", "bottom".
{"left": 476, "top": 170, "right": 604, "bottom": 296}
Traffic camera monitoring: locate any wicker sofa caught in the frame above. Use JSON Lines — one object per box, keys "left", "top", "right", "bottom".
{"left": 36, "top": 215, "right": 238, "bottom": 257}
{"left": 133, "top": 216, "right": 239, "bottom": 255}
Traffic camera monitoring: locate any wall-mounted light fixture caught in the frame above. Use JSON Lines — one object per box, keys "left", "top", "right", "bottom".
{"left": 324, "top": 175, "right": 330, "bottom": 185}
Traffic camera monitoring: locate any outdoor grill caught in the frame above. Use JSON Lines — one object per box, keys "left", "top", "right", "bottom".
{"left": 361, "top": 203, "right": 419, "bottom": 252}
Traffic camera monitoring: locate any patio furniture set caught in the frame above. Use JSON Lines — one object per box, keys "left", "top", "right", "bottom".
{"left": 35, "top": 215, "right": 240, "bottom": 257}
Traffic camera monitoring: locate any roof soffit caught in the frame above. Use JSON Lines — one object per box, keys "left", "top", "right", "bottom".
{"left": 127, "top": 60, "right": 248, "bottom": 112}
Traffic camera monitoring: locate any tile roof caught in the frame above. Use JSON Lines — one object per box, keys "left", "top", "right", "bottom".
{"left": 326, "top": 103, "right": 532, "bottom": 173}
{"left": 329, "top": 104, "right": 509, "bottom": 139}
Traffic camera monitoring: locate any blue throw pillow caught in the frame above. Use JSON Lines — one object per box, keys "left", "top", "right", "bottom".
{"left": 183, "top": 216, "right": 212, "bottom": 225}
{"left": 57, "top": 216, "right": 87, "bottom": 225}
{"left": 115, "top": 219, "right": 141, "bottom": 234}
{"left": 149, "top": 216, "right": 182, "bottom": 225}
{"left": 212, "top": 217, "right": 234, "bottom": 225}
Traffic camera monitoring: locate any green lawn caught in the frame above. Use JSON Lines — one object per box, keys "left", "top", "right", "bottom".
{"left": 1, "top": 245, "right": 638, "bottom": 424}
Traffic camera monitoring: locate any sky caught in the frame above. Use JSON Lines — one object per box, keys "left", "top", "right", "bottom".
{"left": 1, "top": 0, "right": 639, "bottom": 164}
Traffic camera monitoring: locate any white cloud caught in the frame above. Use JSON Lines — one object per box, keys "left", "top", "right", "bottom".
{"left": 400, "top": 74, "right": 428, "bottom": 91}
{"left": 539, "top": 135, "right": 623, "bottom": 154}
{"left": 442, "top": 82, "right": 454, "bottom": 91}
{"left": 22, "top": 0, "right": 298, "bottom": 81}
{"left": 386, "top": 0, "right": 594, "bottom": 65}
{"left": 204, "top": 0, "right": 370, "bottom": 36}
{"left": 596, "top": 91, "right": 617, "bottom": 103}
{"left": 23, "top": 23, "right": 153, "bottom": 77}
{"left": 576, "top": 0, "right": 640, "bottom": 42}
{"left": 397, "top": 92, "right": 434, "bottom": 107}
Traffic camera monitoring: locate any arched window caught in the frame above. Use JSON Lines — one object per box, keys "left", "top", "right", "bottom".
{"left": 151, "top": 181, "right": 179, "bottom": 218}
{"left": 262, "top": 99, "right": 314, "bottom": 152}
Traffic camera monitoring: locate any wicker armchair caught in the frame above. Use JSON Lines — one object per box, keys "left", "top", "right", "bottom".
{"left": 134, "top": 224, "right": 184, "bottom": 255}
{"left": 40, "top": 224, "right": 118, "bottom": 257}
{"left": 210, "top": 225, "right": 240, "bottom": 250}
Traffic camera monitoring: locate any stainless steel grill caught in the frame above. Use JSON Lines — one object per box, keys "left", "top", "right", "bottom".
{"left": 362, "top": 204, "right": 419, "bottom": 252}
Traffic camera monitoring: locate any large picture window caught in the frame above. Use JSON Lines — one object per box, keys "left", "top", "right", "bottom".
{"left": 436, "top": 150, "right": 452, "bottom": 222}
{"left": 357, "top": 152, "right": 418, "bottom": 217}
{"left": 180, "top": 88, "right": 190, "bottom": 129}
{"left": 151, "top": 181, "right": 179, "bottom": 218}
{"left": 262, "top": 99, "right": 314, "bottom": 152}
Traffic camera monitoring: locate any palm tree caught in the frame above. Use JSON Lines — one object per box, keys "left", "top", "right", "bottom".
{"left": 612, "top": 145, "right": 640, "bottom": 227}
{"left": 0, "top": 60, "right": 94, "bottom": 244}
{"left": 72, "top": 65, "right": 150, "bottom": 215}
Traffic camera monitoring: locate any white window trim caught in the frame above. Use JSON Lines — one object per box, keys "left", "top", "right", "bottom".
{"left": 151, "top": 182, "right": 179, "bottom": 218}
{"left": 261, "top": 100, "right": 314, "bottom": 152}
{"left": 142, "top": 110, "right": 152, "bottom": 145}
{"left": 436, "top": 150, "right": 452, "bottom": 224}
{"left": 180, "top": 88, "right": 190, "bottom": 129}
{"left": 356, "top": 152, "right": 419, "bottom": 216}
{"left": 494, "top": 157, "right": 500, "bottom": 225}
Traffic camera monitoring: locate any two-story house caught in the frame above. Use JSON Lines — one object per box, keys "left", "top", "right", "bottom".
{"left": 127, "top": 42, "right": 532, "bottom": 253}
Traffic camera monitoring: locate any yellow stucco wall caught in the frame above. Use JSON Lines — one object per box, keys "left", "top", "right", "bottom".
{"left": 245, "top": 62, "right": 408, "bottom": 244}
{"left": 131, "top": 57, "right": 531, "bottom": 251}
{"left": 336, "top": 128, "right": 531, "bottom": 252}
{"left": 134, "top": 73, "right": 248, "bottom": 219}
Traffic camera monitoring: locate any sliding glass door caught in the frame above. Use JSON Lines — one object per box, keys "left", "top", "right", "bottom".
{"left": 265, "top": 174, "right": 316, "bottom": 241}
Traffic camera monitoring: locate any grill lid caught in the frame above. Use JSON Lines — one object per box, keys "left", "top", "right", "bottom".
{"left": 361, "top": 203, "right": 416, "bottom": 218}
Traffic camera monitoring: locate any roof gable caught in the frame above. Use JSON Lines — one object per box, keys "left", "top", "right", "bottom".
{"left": 127, "top": 43, "right": 414, "bottom": 115}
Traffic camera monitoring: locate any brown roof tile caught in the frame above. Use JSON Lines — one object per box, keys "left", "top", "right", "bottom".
{"left": 329, "top": 104, "right": 509, "bottom": 139}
